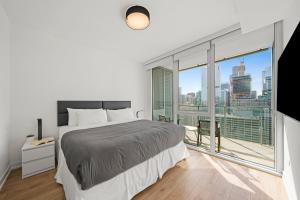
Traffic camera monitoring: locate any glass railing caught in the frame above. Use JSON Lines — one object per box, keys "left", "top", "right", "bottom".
{"left": 178, "top": 105, "right": 272, "bottom": 145}
{"left": 178, "top": 104, "right": 274, "bottom": 167}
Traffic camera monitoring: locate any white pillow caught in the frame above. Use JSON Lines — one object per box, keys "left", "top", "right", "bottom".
{"left": 106, "top": 108, "right": 135, "bottom": 122}
{"left": 67, "top": 108, "right": 107, "bottom": 126}
{"left": 67, "top": 108, "right": 80, "bottom": 126}
{"left": 77, "top": 109, "right": 108, "bottom": 126}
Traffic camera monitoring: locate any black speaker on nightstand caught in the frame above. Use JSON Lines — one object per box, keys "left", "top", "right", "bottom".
{"left": 37, "top": 118, "right": 42, "bottom": 140}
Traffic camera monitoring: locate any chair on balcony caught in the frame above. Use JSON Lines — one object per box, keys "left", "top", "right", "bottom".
{"left": 183, "top": 125, "right": 198, "bottom": 145}
{"left": 158, "top": 115, "right": 171, "bottom": 122}
{"left": 197, "top": 120, "right": 221, "bottom": 152}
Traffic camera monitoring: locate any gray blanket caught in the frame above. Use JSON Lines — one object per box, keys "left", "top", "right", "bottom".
{"left": 61, "top": 120, "right": 185, "bottom": 190}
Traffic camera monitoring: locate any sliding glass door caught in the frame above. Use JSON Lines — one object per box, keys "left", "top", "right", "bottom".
{"left": 175, "top": 43, "right": 213, "bottom": 150}
{"left": 178, "top": 65, "right": 211, "bottom": 150}
{"left": 175, "top": 24, "right": 275, "bottom": 168}
{"left": 152, "top": 67, "right": 173, "bottom": 122}
{"left": 151, "top": 23, "right": 279, "bottom": 170}
{"left": 215, "top": 50, "right": 274, "bottom": 167}
{"left": 213, "top": 25, "right": 275, "bottom": 167}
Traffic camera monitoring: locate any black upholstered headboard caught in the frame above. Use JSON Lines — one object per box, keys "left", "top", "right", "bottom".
{"left": 57, "top": 100, "right": 131, "bottom": 126}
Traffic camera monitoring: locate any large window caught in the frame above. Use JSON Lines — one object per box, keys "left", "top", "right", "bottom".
{"left": 215, "top": 49, "right": 274, "bottom": 167}
{"left": 150, "top": 23, "right": 280, "bottom": 171}
{"left": 211, "top": 24, "right": 275, "bottom": 168}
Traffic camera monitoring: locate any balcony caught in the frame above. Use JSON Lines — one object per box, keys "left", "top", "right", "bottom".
{"left": 178, "top": 105, "right": 274, "bottom": 168}
{"left": 184, "top": 125, "right": 275, "bottom": 168}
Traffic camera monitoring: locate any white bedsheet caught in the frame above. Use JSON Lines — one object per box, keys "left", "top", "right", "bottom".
{"left": 55, "top": 120, "right": 189, "bottom": 200}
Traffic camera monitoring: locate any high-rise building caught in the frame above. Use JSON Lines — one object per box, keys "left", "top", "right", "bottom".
{"left": 221, "top": 83, "right": 230, "bottom": 90}
{"left": 221, "top": 90, "right": 230, "bottom": 107}
{"left": 220, "top": 83, "right": 230, "bottom": 107}
{"left": 178, "top": 87, "right": 186, "bottom": 105}
{"left": 196, "top": 90, "right": 201, "bottom": 105}
{"left": 251, "top": 91, "right": 257, "bottom": 99}
{"left": 232, "top": 61, "right": 246, "bottom": 76}
{"left": 265, "top": 77, "right": 272, "bottom": 91}
{"left": 201, "top": 68, "right": 207, "bottom": 105}
{"left": 230, "top": 61, "right": 252, "bottom": 100}
{"left": 262, "top": 66, "right": 272, "bottom": 95}
{"left": 186, "top": 92, "right": 196, "bottom": 104}
{"left": 187, "top": 92, "right": 195, "bottom": 97}
{"left": 262, "top": 66, "right": 272, "bottom": 90}
{"left": 215, "top": 64, "right": 221, "bottom": 104}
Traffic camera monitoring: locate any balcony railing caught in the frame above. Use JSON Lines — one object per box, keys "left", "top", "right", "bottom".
{"left": 178, "top": 104, "right": 272, "bottom": 145}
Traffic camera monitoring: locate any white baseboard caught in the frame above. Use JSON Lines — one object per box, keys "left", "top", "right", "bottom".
{"left": 0, "top": 165, "right": 11, "bottom": 191}
{"left": 10, "top": 162, "right": 21, "bottom": 170}
{"left": 0, "top": 162, "right": 22, "bottom": 191}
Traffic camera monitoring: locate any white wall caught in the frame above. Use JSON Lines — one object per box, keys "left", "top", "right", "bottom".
{"left": 282, "top": 1, "right": 300, "bottom": 199}
{"left": 0, "top": 4, "right": 10, "bottom": 185}
{"left": 234, "top": 0, "right": 294, "bottom": 33}
{"left": 284, "top": 117, "right": 300, "bottom": 200}
{"left": 9, "top": 24, "right": 147, "bottom": 166}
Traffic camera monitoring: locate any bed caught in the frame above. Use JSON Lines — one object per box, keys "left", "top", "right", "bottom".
{"left": 55, "top": 101, "right": 189, "bottom": 200}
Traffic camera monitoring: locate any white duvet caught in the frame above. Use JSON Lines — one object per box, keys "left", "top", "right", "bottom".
{"left": 55, "top": 119, "right": 189, "bottom": 200}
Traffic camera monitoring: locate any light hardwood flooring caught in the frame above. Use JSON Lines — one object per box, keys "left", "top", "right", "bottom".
{"left": 0, "top": 150, "right": 288, "bottom": 200}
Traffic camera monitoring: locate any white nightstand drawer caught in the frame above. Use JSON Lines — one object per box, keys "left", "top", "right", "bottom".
{"left": 22, "top": 144, "right": 54, "bottom": 163}
{"left": 22, "top": 156, "right": 55, "bottom": 178}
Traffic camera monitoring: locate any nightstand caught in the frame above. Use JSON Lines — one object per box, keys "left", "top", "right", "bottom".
{"left": 22, "top": 140, "right": 55, "bottom": 179}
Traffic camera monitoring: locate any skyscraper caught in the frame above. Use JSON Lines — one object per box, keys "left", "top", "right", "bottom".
{"left": 186, "top": 92, "right": 196, "bottom": 104}
{"left": 221, "top": 83, "right": 230, "bottom": 106}
{"left": 201, "top": 67, "right": 207, "bottom": 105}
{"left": 232, "top": 61, "right": 246, "bottom": 76}
{"left": 215, "top": 64, "right": 221, "bottom": 104}
{"left": 251, "top": 91, "right": 257, "bottom": 99}
{"left": 196, "top": 90, "right": 202, "bottom": 105}
{"left": 221, "top": 83, "right": 230, "bottom": 90}
{"left": 262, "top": 66, "right": 272, "bottom": 96}
{"left": 230, "top": 61, "right": 252, "bottom": 100}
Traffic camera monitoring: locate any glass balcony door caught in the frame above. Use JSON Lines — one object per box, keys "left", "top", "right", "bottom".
{"left": 152, "top": 67, "right": 173, "bottom": 122}
{"left": 175, "top": 43, "right": 212, "bottom": 151}
{"left": 174, "top": 24, "right": 276, "bottom": 168}
{"left": 213, "top": 25, "right": 275, "bottom": 168}
{"left": 151, "top": 23, "right": 281, "bottom": 172}
{"left": 178, "top": 65, "right": 210, "bottom": 150}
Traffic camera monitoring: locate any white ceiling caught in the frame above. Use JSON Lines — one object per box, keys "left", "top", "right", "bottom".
{"left": 0, "top": 0, "right": 239, "bottom": 62}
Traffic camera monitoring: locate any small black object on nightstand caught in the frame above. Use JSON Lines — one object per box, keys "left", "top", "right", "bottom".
{"left": 37, "top": 118, "right": 42, "bottom": 140}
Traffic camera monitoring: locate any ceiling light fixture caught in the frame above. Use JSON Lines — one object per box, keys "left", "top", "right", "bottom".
{"left": 126, "top": 5, "right": 150, "bottom": 30}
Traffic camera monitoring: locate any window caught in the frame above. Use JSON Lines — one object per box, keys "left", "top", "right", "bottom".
{"left": 150, "top": 23, "right": 281, "bottom": 172}
{"left": 179, "top": 65, "right": 208, "bottom": 112}
{"left": 213, "top": 24, "right": 275, "bottom": 167}
{"left": 175, "top": 43, "right": 210, "bottom": 149}
{"left": 215, "top": 49, "right": 274, "bottom": 167}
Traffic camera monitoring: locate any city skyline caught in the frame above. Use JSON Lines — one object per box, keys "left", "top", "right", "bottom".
{"left": 179, "top": 48, "right": 272, "bottom": 96}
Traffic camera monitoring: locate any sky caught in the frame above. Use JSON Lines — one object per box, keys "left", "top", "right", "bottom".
{"left": 179, "top": 48, "right": 272, "bottom": 96}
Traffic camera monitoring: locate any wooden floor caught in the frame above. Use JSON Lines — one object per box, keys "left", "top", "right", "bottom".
{"left": 0, "top": 150, "right": 288, "bottom": 200}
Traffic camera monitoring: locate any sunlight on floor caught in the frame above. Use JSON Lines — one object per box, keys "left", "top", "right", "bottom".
{"left": 185, "top": 130, "right": 275, "bottom": 167}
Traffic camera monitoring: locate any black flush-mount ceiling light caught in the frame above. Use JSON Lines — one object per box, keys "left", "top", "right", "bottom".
{"left": 126, "top": 5, "right": 150, "bottom": 30}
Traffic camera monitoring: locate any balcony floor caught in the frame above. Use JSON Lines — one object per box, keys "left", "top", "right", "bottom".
{"left": 185, "top": 129, "right": 275, "bottom": 168}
